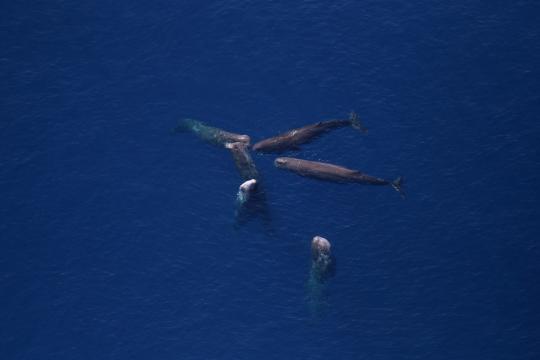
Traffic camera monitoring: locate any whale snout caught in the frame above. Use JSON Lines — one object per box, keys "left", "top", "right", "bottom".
{"left": 312, "top": 236, "right": 331, "bottom": 255}
{"left": 237, "top": 135, "right": 251, "bottom": 144}
{"left": 225, "top": 141, "right": 247, "bottom": 150}
{"left": 239, "top": 179, "right": 258, "bottom": 193}
{"left": 253, "top": 139, "right": 275, "bottom": 152}
{"left": 274, "top": 157, "right": 287, "bottom": 167}
{"left": 237, "top": 179, "right": 258, "bottom": 204}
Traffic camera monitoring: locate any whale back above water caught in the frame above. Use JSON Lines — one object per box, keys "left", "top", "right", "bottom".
{"left": 252, "top": 112, "right": 366, "bottom": 153}
{"left": 275, "top": 157, "right": 404, "bottom": 197}
{"left": 175, "top": 118, "right": 251, "bottom": 147}
{"left": 225, "top": 142, "right": 260, "bottom": 181}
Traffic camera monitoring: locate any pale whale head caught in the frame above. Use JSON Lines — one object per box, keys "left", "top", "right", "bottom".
{"left": 311, "top": 235, "right": 335, "bottom": 281}
{"left": 311, "top": 236, "right": 331, "bottom": 258}
{"left": 237, "top": 179, "right": 258, "bottom": 203}
{"left": 240, "top": 179, "right": 257, "bottom": 193}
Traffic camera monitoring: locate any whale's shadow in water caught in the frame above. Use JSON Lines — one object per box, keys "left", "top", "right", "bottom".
{"left": 307, "top": 240, "right": 336, "bottom": 318}
{"left": 306, "top": 261, "right": 336, "bottom": 318}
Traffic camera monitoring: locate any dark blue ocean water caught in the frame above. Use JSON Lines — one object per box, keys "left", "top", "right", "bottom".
{"left": 2, "top": 1, "right": 540, "bottom": 359}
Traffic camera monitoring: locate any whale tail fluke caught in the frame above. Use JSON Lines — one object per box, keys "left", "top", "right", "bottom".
{"left": 349, "top": 111, "right": 368, "bottom": 133}
{"left": 391, "top": 176, "right": 405, "bottom": 198}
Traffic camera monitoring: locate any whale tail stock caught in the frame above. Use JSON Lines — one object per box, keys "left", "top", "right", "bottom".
{"left": 349, "top": 111, "right": 368, "bottom": 133}
{"left": 391, "top": 176, "right": 405, "bottom": 198}
{"left": 171, "top": 119, "right": 191, "bottom": 134}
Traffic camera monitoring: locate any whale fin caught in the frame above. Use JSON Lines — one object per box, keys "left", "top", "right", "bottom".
{"left": 391, "top": 176, "right": 405, "bottom": 198}
{"left": 349, "top": 111, "right": 368, "bottom": 133}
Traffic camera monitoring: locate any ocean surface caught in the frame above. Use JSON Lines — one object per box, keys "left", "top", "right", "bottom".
{"left": 2, "top": 1, "right": 539, "bottom": 359}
